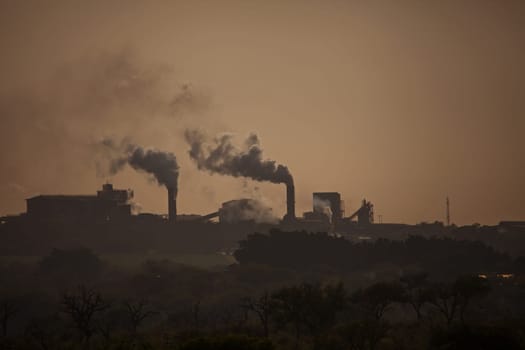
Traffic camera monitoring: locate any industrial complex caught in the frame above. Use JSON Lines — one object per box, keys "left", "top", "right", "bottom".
{"left": 1, "top": 131, "right": 522, "bottom": 257}
{"left": 22, "top": 182, "right": 375, "bottom": 231}
{"left": 0, "top": 179, "right": 522, "bottom": 258}
{"left": 26, "top": 184, "right": 133, "bottom": 222}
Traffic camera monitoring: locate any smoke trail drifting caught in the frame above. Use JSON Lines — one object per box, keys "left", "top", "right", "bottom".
{"left": 184, "top": 129, "right": 293, "bottom": 186}
{"left": 220, "top": 198, "right": 278, "bottom": 224}
{"left": 313, "top": 197, "right": 333, "bottom": 223}
{"left": 101, "top": 139, "right": 179, "bottom": 195}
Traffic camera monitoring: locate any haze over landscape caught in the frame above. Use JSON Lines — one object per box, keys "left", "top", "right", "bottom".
{"left": 1, "top": 0, "right": 524, "bottom": 225}
{"left": 3, "top": 2, "right": 525, "bottom": 350}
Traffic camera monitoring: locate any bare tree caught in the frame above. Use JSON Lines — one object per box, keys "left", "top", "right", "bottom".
{"left": 217, "top": 306, "right": 235, "bottom": 329}
{"left": 62, "top": 285, "right": 109, "bottom": 348}
{"left": 241, "top": 291, "right": 271, "bottom": 337}
{"left": 25, "top": 321, "right": 51, "bottom": 350}
{"left": 353, "top": 282, "right": 405, "bottom": 321}
{"left": 271, "top": 283, "right": 346, "bottom": 349}
{"left": 24, "top": 316, "right": 62, "bottom": 350}
{"left": 0, "top": 299, "right": 17, "bottom": 338}
{"left": 96, "top": 316, "right": 117, "bottom": 350}
{"left": 400, "top": 272, "right": 433, "bottom": 321}
{"left": 454, "top": 275, "right": 490, "bottom": 324}
{"left": 428, "top": 282, "right": 458, "bottom": 326}
{"left": 124, "top": 299, "right": 156, "bottom": 337}
{"left": 428, "top": 276, "right": 489, "bottom": 326}
{"left": 192, "top": 300, "right": 201, "bottom": 331}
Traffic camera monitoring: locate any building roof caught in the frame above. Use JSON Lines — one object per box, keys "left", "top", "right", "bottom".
{"left": 313, "top": 192, "right": 341, "bottom": 197}
{"left": 26, "top": 195, "right": 98, "bottom": 201}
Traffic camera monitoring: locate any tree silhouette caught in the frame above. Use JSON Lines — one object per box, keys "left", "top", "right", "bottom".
{"left": 454, "top": 275, "right": 490, "bottom": 324}
{"left": 400, "top": 272, "right": 433, "bottom": 321}
{"left": 428, "top": 282, "right": 458, "bottom": 326}
{"left": 0, "top": 299, "right": 17, "bottom": 338}
{"left": 241, "top": 291, "right": 272, "bottom": 337}
{"left": 124, "top": 299, "right": 156, "bottom": 337}
{"left": 353, "top": 281, "right": 405, "bottom": 321}
{"left": 25, "top": 320, "right": 52, "bottom": 350}
{"left": 271, "top": 282, "right": 346, "bottom": 348}
{"left": 62, "top": 285, "right": 110, "bottom": 348}
{"left": 428, "top": 275, "right": 490, "bottom": 326}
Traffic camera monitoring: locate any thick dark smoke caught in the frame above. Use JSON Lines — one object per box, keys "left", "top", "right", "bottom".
{"left": 101, "top": 139, "right": 179, "bottom": 195}
{"left": 184, "top": 129, "right": 293, "bottom": 186}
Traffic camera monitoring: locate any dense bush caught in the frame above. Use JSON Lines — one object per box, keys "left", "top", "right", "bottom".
{"left": 235, "top": 230, "right": 511, "bottom": 277}
{"left": 0, "top": 234, "right": 524, "bottom": 349}
{"left": 38, "top": 247, "right": 105, "bottom": 283}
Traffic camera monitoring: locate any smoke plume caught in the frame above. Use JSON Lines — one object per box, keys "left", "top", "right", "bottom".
{"left": 101, "top": 139, "right": 180, "bottom": 195}
{"left": 313, "top": 197, "right": 333, "bottom": 223}
{"left": 184, "top": 129, "right": 293, "bottom": 186}
{"left": 0, "top": 49, "right": 209, "bottom": 214}
{"left": 220, "top": 199, "right": 278, "bottom": 224}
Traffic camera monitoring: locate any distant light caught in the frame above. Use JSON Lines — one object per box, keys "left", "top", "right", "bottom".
{"left": 497, "top": 273, "right": 514, "bottom": 279}
{"left": 478, "top": 274, "right": 488, "bottom": 279}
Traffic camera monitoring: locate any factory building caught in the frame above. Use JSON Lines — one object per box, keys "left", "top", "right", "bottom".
{"left": 26, "top": 184, "right": 132, "bottom": 222}
{"left": 347, "top": 199, "right": 374, "bottom": 225}
{"left": 195, "top": 199, "right": 275, "bottom": 224}
{"left": 303, "top": 192, "right": 374, "bottom": 227}
{"left": 313, "top": 192, "right": 344, "bottom": 222}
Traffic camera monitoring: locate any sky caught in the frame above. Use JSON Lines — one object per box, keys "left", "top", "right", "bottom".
{"left": 0, "top": 0, "right": 523, "bottom": 225}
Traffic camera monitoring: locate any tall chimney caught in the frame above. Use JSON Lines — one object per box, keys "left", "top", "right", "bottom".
{"left": 168, "top": 187, "right": 177, "bottom": 222}
{"left": 284, "top": 182, "right": 295, "bottom": 221}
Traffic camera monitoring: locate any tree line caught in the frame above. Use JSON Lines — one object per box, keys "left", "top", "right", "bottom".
{"left": 234, "top": 230, "right": 514, "bottom": 277}
{"left": 1, "top": 273, "right": 521, "bottom": 350}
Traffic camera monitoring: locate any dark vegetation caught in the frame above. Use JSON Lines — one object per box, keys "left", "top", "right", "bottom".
{"left": 0, "top": 218, "right": 274, "bottom": 255}
{"left": 235, "top": 231, "right": 512, "bottom": 278}
{"left": 1, "top": 230, "right": 525, "bottom": 349}
{"left": 2, "top": 218, "right": 525, "bottom": 257}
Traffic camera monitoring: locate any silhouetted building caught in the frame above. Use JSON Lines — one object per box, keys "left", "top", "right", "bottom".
{"left": 313, "top": 192, "right": 344, "bottom": 223}
{"left": 26, "top": 184, "right": 132, "bottom": 222}
{"left": 348, "top": 199, "right": 374, "bottom": 225}
{"left": 303, "top": 210, "right": 331, "bottom": 224}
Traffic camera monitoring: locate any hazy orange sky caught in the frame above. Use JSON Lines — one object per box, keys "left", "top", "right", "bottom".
{"left": 0, "top": 0, "right": 523, "bottom": 225}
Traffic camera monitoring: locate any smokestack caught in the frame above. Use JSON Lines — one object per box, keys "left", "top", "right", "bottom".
{"left": 184, "top": 130, "right": 296, "bottom": 222}
{"left": 100, "top": 139, "right": 180, "bottom": 221}
{"left": 284, "top": 182, "right": 295, "bottom": 221}
{"left": 168, "top": 187, "right": 177, "bottom": 222}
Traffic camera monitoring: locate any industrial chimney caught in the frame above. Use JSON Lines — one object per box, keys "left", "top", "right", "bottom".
{"left": 167, "top": 187, "right": 177, "bottom": 222}
{"left": 284, "top": 182, "right": 296, "bottom": 221}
